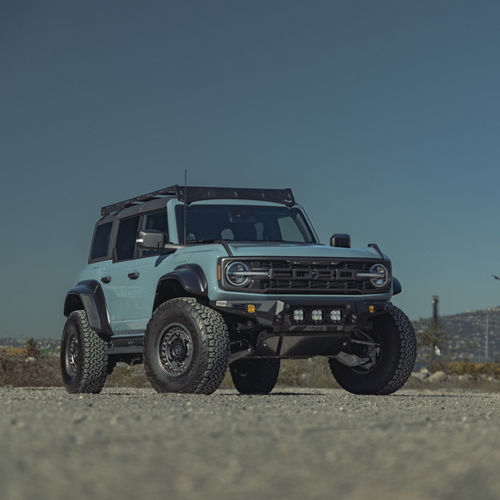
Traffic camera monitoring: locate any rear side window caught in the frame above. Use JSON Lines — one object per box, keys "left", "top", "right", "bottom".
{"left": 115, "top": 216, "right": 140, "bottom": 261}
{"left": 90, "top": 222, "right": 113, "bottom": 261}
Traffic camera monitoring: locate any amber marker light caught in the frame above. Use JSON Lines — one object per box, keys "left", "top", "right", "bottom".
{"left": 247, "top": 304, "right": 256, "bottom": 313}
{"left": 218, "top": 264, "right": 221, "bottom": 281}
{"left": 369, "top": 305, "right": 375, "bottom": 314}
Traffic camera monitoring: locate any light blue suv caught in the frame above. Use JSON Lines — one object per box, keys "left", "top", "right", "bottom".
{"left": 61, "top": 185, "right": 416, "bottom": 395}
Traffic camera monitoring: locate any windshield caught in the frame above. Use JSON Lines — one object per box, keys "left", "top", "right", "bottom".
{"left": 175, "top": 204, "right": 316, "bottom": 244}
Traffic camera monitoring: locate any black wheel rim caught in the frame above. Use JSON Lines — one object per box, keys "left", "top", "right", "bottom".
{"left": 64, "top": 331, "right": 79, "bottom": 379}
{"left": 349, "top": 330, "right": 383, "bottom": 374}
{"left": 158, "top": 323, "right": 193, "bottom": 377}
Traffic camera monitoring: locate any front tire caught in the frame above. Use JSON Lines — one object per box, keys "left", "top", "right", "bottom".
{"left": 60, "top": 310, "right": 109, "bottom": 394}
{"left": 144, "top": 298, "right": 230, "bottom": 394}
{"left": 329, "top": 304, "right": 416, "bottom": 395}
{"left": 230, "top": 359, "right": 280, "bottom": 394}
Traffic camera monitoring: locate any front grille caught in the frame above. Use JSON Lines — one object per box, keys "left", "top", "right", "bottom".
{"left": 222, "top": 258, "right": 391, "bottom": 295}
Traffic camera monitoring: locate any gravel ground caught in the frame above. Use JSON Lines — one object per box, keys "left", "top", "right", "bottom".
{"left": 1, "top": 387, "right": 500, "bottom": 500}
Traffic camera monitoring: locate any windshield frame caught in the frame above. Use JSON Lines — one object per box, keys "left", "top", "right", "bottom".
{"left": 174, "top": 203, "right": 318, "bottom": 245}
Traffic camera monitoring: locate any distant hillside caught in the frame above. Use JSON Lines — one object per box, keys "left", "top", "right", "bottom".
{"left": 412, "top": 307, "right": 500, "bottom": 362}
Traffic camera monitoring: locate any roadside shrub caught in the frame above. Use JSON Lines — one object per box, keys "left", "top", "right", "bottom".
{"left": 0, "top": 355, "right": 61, "bottom": 387}
{"left": 446, "top": 361, "right": 500, "bottom": 379}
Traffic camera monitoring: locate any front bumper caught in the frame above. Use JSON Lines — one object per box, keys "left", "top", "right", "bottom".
{"left": 210, "top": 297, "right": 389, "bottom": 334}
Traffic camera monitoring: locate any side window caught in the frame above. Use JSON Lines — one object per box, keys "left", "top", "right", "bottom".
{"left": 115, "top": 215, "right": 140, "bottom": 261}
{"left": 140, "top": 210, "right": 169, "bottom": 258}
{"left": 90, "top": 222, "right": 113, "bottom": 261}
{"left": 144, "top": 210, "right": 169, "bottom": 236}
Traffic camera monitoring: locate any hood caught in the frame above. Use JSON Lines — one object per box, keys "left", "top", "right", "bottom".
{"left": 226, "top": 242, "right": 386, "bottom": 260}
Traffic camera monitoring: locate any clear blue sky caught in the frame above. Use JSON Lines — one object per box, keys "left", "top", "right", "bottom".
{"left": 2, "top": 0, "right": 500, "bottom": 339}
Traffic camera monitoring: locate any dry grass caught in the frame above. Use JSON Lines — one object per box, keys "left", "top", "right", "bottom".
{"left": 2, "top": 354, "right": 500, "bottom": 391}
{"left": 0, "top": 355, "right": 62, "bottom": 387}
{"left": 445, "top": 361, "right": 500, "bottom": 378}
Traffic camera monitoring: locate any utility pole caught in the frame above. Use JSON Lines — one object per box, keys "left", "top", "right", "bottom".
{"left": 431, "top": 296, "right": 441, "bottom": 359}
{"left": 485, "top": 310, "right": 489, "bottom": 363}
{"left": 432, "top": 296, "right": 439, "bottom": 325}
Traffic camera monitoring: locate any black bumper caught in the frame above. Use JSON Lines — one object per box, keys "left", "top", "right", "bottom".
{"left": 211, "top": 298, "right": 389, "bottom": 334}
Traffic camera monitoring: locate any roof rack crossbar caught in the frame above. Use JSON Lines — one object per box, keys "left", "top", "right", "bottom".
{"left": 101, "top": 185, "right": 179, "bottom": 216}
{"left": 101, "top": 185, "right": 295, "bottom": 216}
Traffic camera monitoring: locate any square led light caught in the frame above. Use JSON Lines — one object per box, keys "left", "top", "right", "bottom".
{"left": 293, "top": 309, "right": 304, "bottom": 321}
{"left": 311, "top": 309, "right": 323, "bottom": 322}
{"left": 330, "top": 309, "right": 341, "bottom": 322}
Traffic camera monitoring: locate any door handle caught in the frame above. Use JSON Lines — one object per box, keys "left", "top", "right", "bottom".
{"left": 128, "top": 272, "right": 140, "bottom": 280}
{"left": 101, "top": 276, "right": 111, "bottom": 284}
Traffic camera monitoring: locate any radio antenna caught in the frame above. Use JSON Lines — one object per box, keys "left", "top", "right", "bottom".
{"left": 183, "top": 169, "right": 188, "bottom": 244}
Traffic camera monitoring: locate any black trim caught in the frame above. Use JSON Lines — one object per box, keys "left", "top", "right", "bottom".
{"left": 101, "top": 185, "right": 296, "bottom": 216}
{"left": 211, "top": 298, "right": 389, "bottom": 332}
{"left": 368, "top": 243, "right": 384, "bottom": 259}
{"left": 64, "top": 280, "right": 113, "bottom": 337}
{"left": 107, "top": 335, "right": 144, "bottom": 355}
{"left": 392, "top": 277, "right": 402, "bottom": 295}
{"left": 218, "top": 256, "right": 391, "bottom": 295}
{"left": 176, "top": 186, "right": 295, "bottom": 206}
{"left": 157, "top": 264, "right": 208, "bottom": 297}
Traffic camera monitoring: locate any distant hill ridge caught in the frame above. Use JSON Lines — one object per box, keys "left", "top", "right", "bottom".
{"left": 412, "top": 306, "right": 500, "bottom": 362}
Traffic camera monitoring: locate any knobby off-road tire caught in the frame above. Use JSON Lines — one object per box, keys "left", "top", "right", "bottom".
{"left": 230, "top": 359, "right": 280, "bottom": 395}
{"left": 144, "top": 298, "right": 230, "bottom": 394}
{"left": 329, "top": 304, "right": 416, "bottom": 395}
{"left": 60, "top": 310, "right": 109, "bottom": 394}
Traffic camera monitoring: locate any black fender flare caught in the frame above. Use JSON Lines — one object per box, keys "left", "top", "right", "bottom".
{"left": 154, "top": 264, "right": 208, "bottom": 308}
{"left": 392, "top": 277, "right": 402, "bottom": 295}
{"left": 64, "top": 280, "right": 113, "bottom": 338}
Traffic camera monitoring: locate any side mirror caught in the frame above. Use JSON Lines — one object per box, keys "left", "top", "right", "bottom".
{"left": 330, "top": 233, "right": 351, "bottom": 248}
{"left": 136, "top": 230, "right": 167, "bottom": 249}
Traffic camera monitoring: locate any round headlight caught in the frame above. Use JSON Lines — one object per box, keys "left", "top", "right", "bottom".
{"left": 225, "top": 261, "right": 251, "bottom": 287}
{"left": 370, "top": 264, "right": 389, "bottom": 288}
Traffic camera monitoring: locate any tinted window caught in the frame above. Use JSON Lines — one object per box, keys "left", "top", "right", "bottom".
{"left": 144, "top": 210, "right": 168, "bottom": 236}
{"left": 277, "top": 216, "right": 306, "bottom": 243}
{"left": 115, "top": 216, "right": 140, "bottom": 261}
{"left": 91, "top": 222, "right": 113, "bottom": 260}
{"left": 139, "top": 210, "right": 169, "bottom": 258}
{"left": 175, "top": 205, "right": 315, "bottom": 244}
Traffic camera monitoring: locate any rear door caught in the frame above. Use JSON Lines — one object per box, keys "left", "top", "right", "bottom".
{"left": 104, "top": 214, "right": 141, "bottom": 334}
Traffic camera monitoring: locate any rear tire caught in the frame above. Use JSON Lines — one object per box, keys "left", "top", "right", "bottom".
{"left": 329, "top": 304, "right": 416, "bottom": 395}
{"left": 60, "top": 310, "right": 108, "bottom": 394}
{"left": 230, "top": 358, "right": 280, "bottom": 395}
{"left": 144, "top": 298, "right": 230, "bottom": 394}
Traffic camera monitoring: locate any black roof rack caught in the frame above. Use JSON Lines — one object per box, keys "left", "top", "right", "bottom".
{"left": 101, "top": 185, "right": 179, "bottom": 216}
{"left": 101, "top": 185, "right": 295, "bottom": 216}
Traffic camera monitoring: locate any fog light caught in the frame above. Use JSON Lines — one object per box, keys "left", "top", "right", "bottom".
{"left": 311, "top": 309, "right": 323, "bottom": 322}
{"left": 293, "top": 309, "right": 304, "bottom": 321}
{"left": 330, "top": 309, "right": 342, "bottom": 322}
{"left": 247, "top": 304, "right": 256, "bottom": 313}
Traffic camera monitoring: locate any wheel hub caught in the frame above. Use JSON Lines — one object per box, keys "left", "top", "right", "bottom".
{"left": 159, "top": 325, "right": 193, "bottom": 377}
{"left": 65, "top": 332, "right": 79, "bottom": 378}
